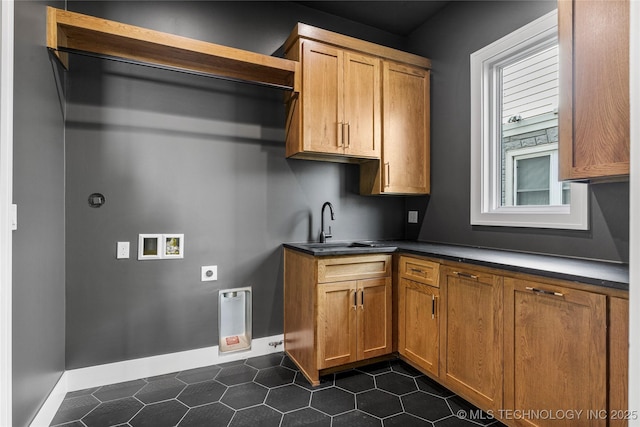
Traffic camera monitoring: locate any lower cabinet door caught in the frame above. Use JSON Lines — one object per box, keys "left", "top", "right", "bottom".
{"left": 440, "top": 266, "right": 503, "bottom": 412}
{"left": 358, "top": 277, "right": 392, "bottom": 360}
{"left": 504, "top": 277, "right": 607, "bottom": 427}
{"left": 609, "top": 297, "right": 629, "bottom": 427}
{"left": 317, "top": 280, "right": 358, "bottom": 369}
{"left": 398, "top": 278, "right": 439, "bottom": 376}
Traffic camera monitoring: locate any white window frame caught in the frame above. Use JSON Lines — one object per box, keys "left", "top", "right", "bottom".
{"left": 470, "top": 9, "right": 589, "bottom": 230}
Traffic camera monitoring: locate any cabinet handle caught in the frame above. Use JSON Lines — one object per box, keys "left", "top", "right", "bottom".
{"left": 360, "top": 288, "right": 364, "bottom": 306}
{"left": 431, "top": 295, "right": 435, "bottom": 319}
{"left": 411, "top": 268, "right": 424, "bottom": 274}
{"left": 346, "top": 122, "right": 350, "bottom": 148}
{"left": 352, "top": 290, "right": 357, "bottom": 310}
{"left": 453, "top": 271, "right": 478, "bottom": 280}
{"left": 338, "top": 122, "right": 344, "bottom": 148}
{"left": 384, "top": 162, "right": 390, "bottom": 187}
{"left": 525, "top": 286, "right": 564, "bottom": 297}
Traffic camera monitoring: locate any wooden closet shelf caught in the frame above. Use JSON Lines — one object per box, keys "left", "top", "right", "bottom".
{"left": 46, "top": 7, "right": 300, "bottom": 91}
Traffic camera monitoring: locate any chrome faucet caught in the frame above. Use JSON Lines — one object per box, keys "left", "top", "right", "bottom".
{"left": 319, "top": 201, "right": 335, "bottom": 243}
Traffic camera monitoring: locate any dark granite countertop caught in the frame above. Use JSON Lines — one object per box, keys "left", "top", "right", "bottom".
{"left": 283, "top": 241, "right": 398, "bottom": 256}
{"left": 283, "top": 240, "right": 629, "bottom": 291}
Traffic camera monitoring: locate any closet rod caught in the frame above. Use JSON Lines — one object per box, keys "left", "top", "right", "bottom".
{"left": 51, "top": 47, "right": 297, "bottom": 91}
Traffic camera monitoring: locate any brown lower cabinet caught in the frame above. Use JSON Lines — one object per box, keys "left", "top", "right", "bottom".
{"left": 397, "top": 256, "right": 440, "bottom": 377}
{"left": 396, "top": 255, "right": 628, "bottom": 427}
{"left": 398, "top": 278, "right": 439, "bottom": 376}
{"left": 285, "top": 250, "right": 628, "bottom": 425}
{"left": 318, "top": 276, "right": 392, "bottom": 369}
{"left": 503, "top": 277, "right": 607, "bottom": 427}
{"left": 609, "top": 297, "right": 630, "bottom": 427}
{"left": 284, "top": 249, "right": 392, "bottom": 385}
{"left": 439, "top": 265, "right": 504, "bottom": 413}
{"left": 398, "top": 258, "right": 504, "bottom": 411}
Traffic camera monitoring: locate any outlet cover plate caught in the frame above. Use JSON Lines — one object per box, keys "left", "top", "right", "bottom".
{"left": 201, "top": 265, "right": 217, "bottom": 281}
{"left": 116, "top": 242, "right": 130, "bottom": 259}
{"left": 408, "top": 211, "right": 419, "bottom": 224}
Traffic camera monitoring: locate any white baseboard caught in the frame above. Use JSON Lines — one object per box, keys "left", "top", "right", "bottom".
{"left": 29, "top": 373, "right": 68, "bottom": 427}
{"left": 30, "top": 334, "right": 284, "bottom": 427}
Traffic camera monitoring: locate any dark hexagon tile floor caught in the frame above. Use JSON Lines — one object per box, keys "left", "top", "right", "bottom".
{"left": 50, "top": 353, "right": 507, "bottom": 427}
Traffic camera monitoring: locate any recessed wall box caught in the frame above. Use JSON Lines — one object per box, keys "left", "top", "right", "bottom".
{"left": 218, "top": 287, "right": 252, "bottom": 354}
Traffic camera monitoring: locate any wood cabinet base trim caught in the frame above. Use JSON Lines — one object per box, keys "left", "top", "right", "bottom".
{"left": 286, "top": 350, "right": 320, "bottom": 387}
{"left": 288, "top": 353, "right": 396, "bottom": 388}
{"left": 318, "top": 354, "right": 395, "bottom": 376}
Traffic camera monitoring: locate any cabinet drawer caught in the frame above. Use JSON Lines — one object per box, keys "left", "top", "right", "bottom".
{"left": 399, "top": 256, "right": 439, "bottom": 286}
{"left": 317, "top": 254, "right": 391, "bottom": 283}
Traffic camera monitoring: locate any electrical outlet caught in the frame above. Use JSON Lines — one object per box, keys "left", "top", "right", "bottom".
{"left": 116, "top": 241, "right": 130, "bottom": 259}
{"left": 201, "top": 265, "right": 217, "bottom": 282}
{"left": 408, "top": 211, "right": 419, "bottom": 224}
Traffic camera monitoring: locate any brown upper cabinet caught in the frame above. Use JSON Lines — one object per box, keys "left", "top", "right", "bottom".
{"left": 558, "top": 0, "right": 630, "bottom": 181}
{"left": 286, "top": 39, "right": 381, "bottom": 159}
{"left": 361, "top": 61, "right": 430, "bottom": 195}
{"left": 284, "top": 24, "right": 432, "bottom": 195}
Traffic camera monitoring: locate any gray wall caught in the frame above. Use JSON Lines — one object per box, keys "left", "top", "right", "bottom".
{"left": 64, "top": 1, "right": 408, "bottom": 369}
{"left": 11, "top": 0, "right": 630, "bottom": 423}
{"left": 408, "top": 1, "right": 629, "bottom": 263}
{"left": 12, "top": 1, "right": 66, "bottom": 426}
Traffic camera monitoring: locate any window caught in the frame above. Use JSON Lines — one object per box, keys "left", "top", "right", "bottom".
{"left": 470, "top": 9, "right": 589, "bottom": 230}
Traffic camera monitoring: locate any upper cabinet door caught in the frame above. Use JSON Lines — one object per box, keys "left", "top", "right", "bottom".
{"left": 381, "top": 61, "right": 430, "bottom": 194}
{"left": 558, "top": 0, "right": 630, "bottom": 181}
{"left": 291, "top": 40, "right": 381, "bottom": 160}
{"left": 301, "top": 40, "right": 344, "bottom": 155}
{"left": 343, "top": 52, "right": 381, "bottom": 158}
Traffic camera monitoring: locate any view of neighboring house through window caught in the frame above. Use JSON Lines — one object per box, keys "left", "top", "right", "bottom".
{"left": 500, "top": 44, "right": 570, "bottom": 207}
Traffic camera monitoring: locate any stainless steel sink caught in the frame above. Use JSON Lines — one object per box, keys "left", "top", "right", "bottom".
{"left": 299, "top": 241, "right": 392, "bottom": 250}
